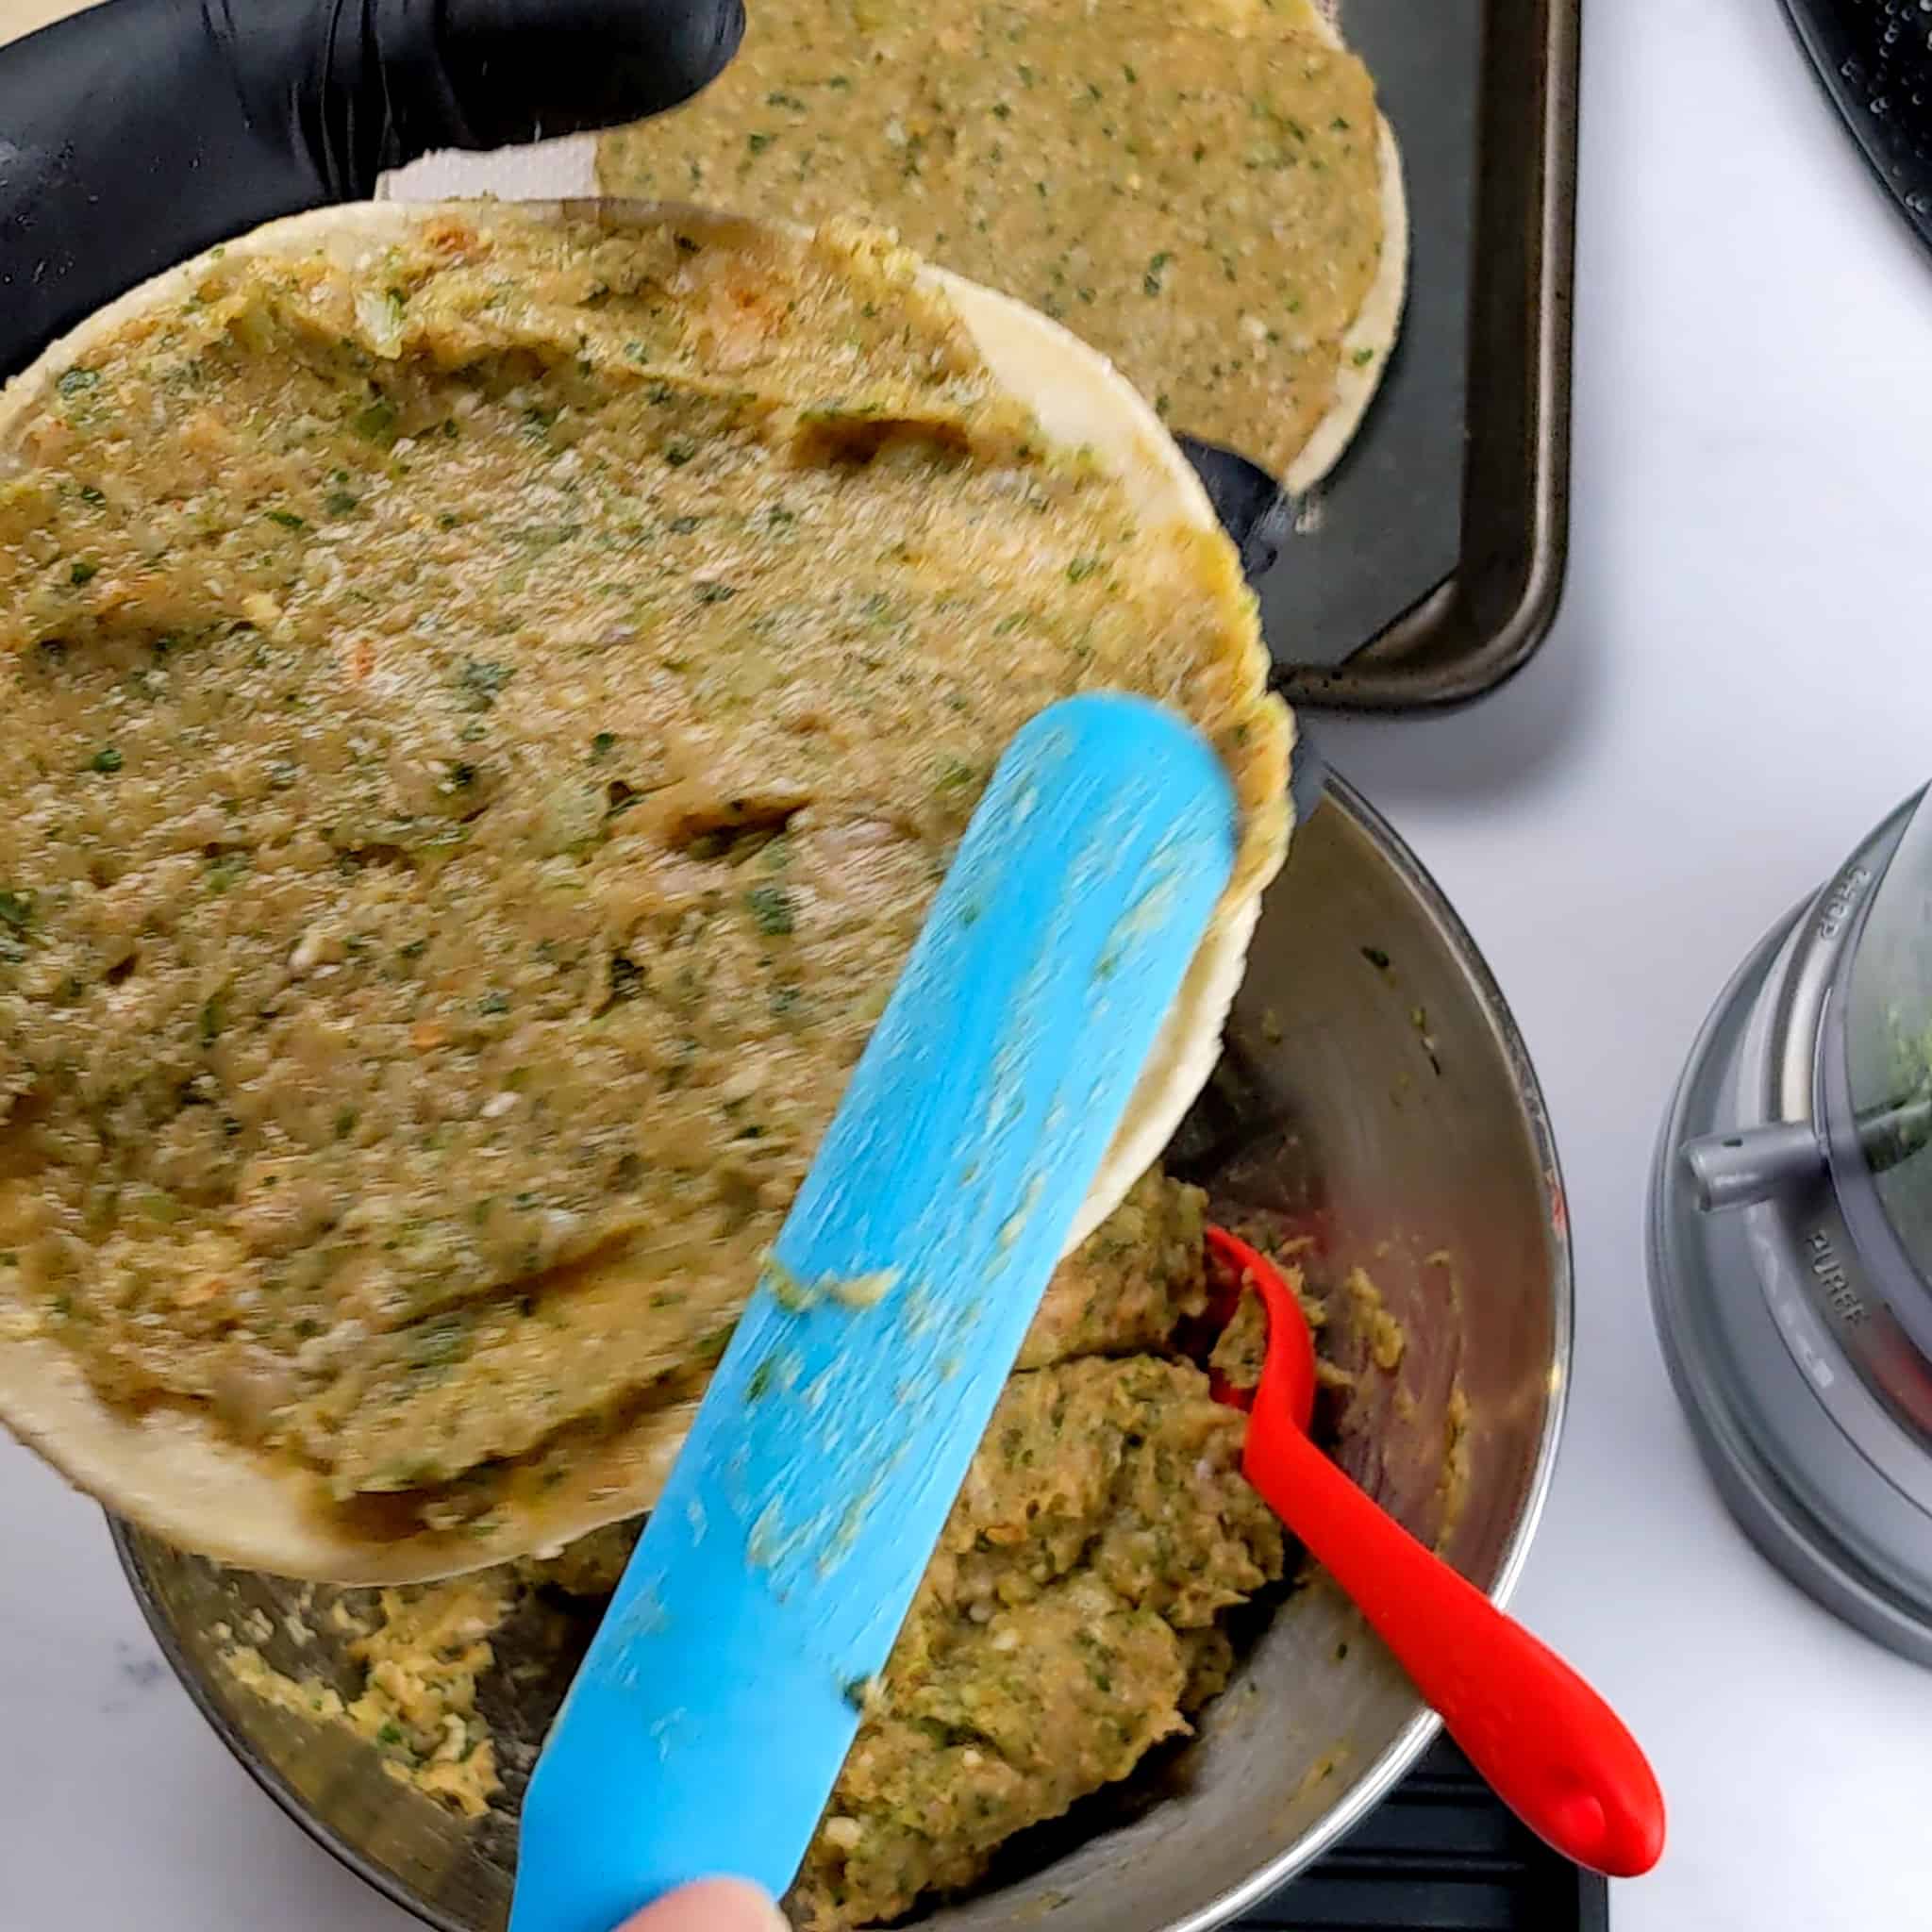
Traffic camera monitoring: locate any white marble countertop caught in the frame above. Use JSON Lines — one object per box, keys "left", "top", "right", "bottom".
{"left": 8, "top": 1, "right": 1932, "bottom": 1927}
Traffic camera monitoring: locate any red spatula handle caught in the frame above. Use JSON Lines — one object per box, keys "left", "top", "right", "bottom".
{"left": 1245, "top": 1421, "right": 1665, "bottom": 1877}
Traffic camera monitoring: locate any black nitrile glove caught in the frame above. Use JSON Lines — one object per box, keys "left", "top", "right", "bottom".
{"left": 0, "top": 0, "right": 745, "bottom": 378}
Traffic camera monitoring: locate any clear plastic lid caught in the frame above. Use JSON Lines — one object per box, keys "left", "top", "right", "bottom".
{"left": 1833, "top": 786, "right": 1932, "bottom": 1308}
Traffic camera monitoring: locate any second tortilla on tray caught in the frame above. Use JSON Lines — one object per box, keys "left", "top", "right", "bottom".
{"left": 598, "top": 0, "right": 1407, "bottom": 489}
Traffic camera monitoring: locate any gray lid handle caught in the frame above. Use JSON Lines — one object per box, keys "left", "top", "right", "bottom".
{"left": 1681, "top": 1122, "right": 1826, "bottom": 1213}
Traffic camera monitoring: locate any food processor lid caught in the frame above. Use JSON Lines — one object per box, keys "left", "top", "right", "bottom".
{"left": 1823, "top": 784, "right": 1932, "bottom": 1353}
{"left": 1653, "top": 784, "right": 1932, "bottom": 1671}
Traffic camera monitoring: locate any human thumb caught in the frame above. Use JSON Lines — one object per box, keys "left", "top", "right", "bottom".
{"left": 616, "top": 1876, "right": 790, "bottom": 1932}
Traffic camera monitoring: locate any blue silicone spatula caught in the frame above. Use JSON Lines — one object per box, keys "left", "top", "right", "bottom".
{"left": 508, "top": 692, "right": 1238, "bottom": 1932}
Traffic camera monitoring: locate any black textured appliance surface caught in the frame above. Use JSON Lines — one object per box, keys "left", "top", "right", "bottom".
{"left": 1235, "top": 1736, "right": 1609, "bottom": 1932}
{"left": 1780, "top": 0, "right": 1932, "bottom": 255}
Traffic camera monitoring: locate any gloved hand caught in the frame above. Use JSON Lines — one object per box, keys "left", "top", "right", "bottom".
{"left": 0, "top": 0, "right": 744, "bottom": 378}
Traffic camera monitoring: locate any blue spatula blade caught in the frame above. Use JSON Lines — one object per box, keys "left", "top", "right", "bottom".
{"left": 510, "top": 693, "right": 1237, "bottom": 1932}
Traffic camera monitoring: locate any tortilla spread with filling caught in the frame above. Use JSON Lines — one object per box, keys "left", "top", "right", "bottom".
{"left": 0, "top": 206, "right": 1285, "bottom": 1561}
{"left": 598, "top": 0, "right": 1395, "bottom": 479}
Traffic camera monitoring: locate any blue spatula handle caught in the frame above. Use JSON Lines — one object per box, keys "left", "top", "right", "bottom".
{"left": 511, "top": 694, "right": 1238, "bottom": 1932}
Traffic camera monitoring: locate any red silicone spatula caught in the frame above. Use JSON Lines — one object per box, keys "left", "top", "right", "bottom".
{"left": 1203, "top": 1226, "right": 1666, "bottom": 1878}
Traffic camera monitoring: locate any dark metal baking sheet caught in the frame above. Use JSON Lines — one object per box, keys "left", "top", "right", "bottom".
{"left": 1259, "top": 0, "right": 1578, "bottom": 709}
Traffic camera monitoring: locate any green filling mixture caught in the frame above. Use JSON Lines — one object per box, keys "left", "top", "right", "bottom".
{"left": 220, "top": 1174, "right": 1296, "bottom": 1928}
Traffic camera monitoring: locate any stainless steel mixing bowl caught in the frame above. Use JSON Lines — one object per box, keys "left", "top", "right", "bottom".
{"left": 110, "top": 774, "right": 1571, "bottom": 1932}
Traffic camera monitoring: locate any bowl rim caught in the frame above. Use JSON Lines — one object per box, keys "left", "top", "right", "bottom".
{"left": 1159, "top": 772, "right": 1574, "bottom": 1931}
{"left": 107, "top": 772, "right": 1574, "bottom": 1932}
